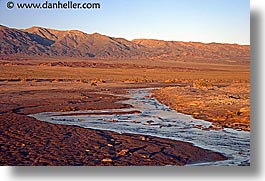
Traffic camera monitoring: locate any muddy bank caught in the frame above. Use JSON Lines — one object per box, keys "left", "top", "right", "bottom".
{"left": 0, "top": 83, "right": 226, "bottom": 165}
{"left": 152, "top": 81, "right": 250, "bottom": 131}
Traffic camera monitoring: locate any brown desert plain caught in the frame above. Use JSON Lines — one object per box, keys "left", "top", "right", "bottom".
{"left": 0, "top": 25, "right": 250, "bottom": 165}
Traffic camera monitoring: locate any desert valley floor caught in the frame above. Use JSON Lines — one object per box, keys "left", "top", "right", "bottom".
{"left": 0, "top": 58, "right": 250, "bottom": 166}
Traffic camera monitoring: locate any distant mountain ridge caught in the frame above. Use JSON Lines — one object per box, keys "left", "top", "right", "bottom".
{"left": 0, "top": 25, "right": 250, "bottom": 63}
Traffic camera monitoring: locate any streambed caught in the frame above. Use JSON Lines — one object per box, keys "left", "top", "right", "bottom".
{"left": 29, "top": 88, "right": 250, "bottom": 166}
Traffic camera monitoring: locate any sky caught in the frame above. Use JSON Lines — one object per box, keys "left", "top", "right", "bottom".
{"left": 0, "top": 0, "right": 250, "bottom": 44}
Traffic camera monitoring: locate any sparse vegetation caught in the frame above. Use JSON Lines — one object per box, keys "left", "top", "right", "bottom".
{"left": 90, "top": 81, "right": 97, "bottom": 86}
{"left": 0, "top": 57, "right": 250, "bottom": 132}
{"left": 193, "top": 79, "right": 213, "bottom": 89}
{"left": 20, "top": 79, "right": 27, "bottom": 83}
{"left": 0, "top": 59, "right": 249, "bottom": 83}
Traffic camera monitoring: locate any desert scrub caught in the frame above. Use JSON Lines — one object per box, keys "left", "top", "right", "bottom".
{"left": 90, "top": 81, "right": 97, "bottom": 86}
{"left": 90, "top": 79, "right": 106, "bottom": 86}
{"left": 164, "top": 79, "right": 177, "bottom": 83}
{"left": 52, "top": 79, "right": 60, "bottom": 83}
{"left": 96, "top": 79, "right": 106, "bottom": 83}
{"left": 20, "top": 78, "right": 27, "bottom": 83}
{"left": 64, "top": 106, "right": 78, "bottom": 111}
{"left": 193, "top": 79, "right": 213, "bottom": 89}
{"left": 80, "top": 79, "right": 89, "bottom": 83}
{"left": 32, "top": 79, "right": 39, "bottom": 82}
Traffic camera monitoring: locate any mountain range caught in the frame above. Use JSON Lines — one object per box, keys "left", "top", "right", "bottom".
{"left": 0, "top": 25, "right": 250, "bottom": 63}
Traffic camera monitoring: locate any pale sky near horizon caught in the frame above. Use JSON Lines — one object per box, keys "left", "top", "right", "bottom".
{"left": 0, "top": 0, "right": 250, "bottom": 44}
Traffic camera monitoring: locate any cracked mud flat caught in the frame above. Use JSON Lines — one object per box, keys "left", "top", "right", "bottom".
{"left": 30, "top": 88, "right": 250, "bottom": 166}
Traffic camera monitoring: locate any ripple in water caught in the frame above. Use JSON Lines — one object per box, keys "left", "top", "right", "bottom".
{"left": 29, "top": 88, "right": 250, "bottom": 166}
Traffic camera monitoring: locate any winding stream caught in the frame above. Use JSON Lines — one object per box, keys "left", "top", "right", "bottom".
{"left": 29, "top": 88, "right": 250, "bottom": 166}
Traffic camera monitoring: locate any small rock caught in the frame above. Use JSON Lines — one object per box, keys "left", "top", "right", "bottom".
{"left": 111, "top": 119, "right": 118, "bottom": 123}
{"left": 166, "top": 124, "right": 173, "bottom": 127}
{"left": 133, "top": 120, "right": 140, "bottom": 123}
{"left": 193, "top": 124, "right": 202, "bottom": 129}
{"left": 117, "top": 149, "right": 129, "bottom": 156}
{"left": 102, "top": 158, "right": 112, "bottom": 162}
{"left": 139, "top": 136, "right": 146, "bottom": 141}
{"left": 141, "top": 155, "right": 150, "bottom": 159}
{"left": 147, "top": 120, "right": 154, "bottom": 124}
{"left": 239, "top": 107, "right": 250, "bottom": 113}
{"left": 228, "top": 95, "right": 240, "bottom": 99}
{"left": 107, "top": 144, "right": 113, "bottom": 147}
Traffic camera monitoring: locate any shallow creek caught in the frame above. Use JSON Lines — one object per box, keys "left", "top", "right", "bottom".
{"left": 29, "top": 88, "right": 250, "bottom": 166}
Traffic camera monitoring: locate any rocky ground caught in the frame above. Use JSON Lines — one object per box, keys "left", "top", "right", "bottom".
{"left": 153, "top": 80, "right": 250, "bottom": 131}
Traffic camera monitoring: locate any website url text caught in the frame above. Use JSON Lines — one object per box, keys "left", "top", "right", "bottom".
{"left": 7, "top": 1, "right": 101, "bottom": 9}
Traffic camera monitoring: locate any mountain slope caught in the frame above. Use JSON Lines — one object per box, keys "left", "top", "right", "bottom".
{"left": 24, "top": 26, "right": 148, "bottom": 58}
{"left": 0, "top": 25, "right": 250, "bottom": 63}
{"left": 132, "top": 39, "right": 249, "bottom": 59}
